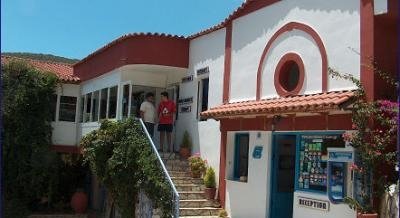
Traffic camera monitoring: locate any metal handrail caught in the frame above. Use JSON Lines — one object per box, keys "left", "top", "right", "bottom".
{"left": 138, "top": 118, "right": 180, "bottom": 217}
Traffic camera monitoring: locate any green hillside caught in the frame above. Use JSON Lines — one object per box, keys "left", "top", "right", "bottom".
{"left": 2, "top": 52, "right": 80, "bottom": 64}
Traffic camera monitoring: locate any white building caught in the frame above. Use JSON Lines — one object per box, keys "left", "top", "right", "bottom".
{"left": 5, "top": 0, "right": 398, "bottom": 217}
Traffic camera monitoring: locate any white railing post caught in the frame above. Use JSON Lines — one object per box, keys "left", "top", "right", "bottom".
{"left": 138, "top": 118, "right": 180, "bottom": 217}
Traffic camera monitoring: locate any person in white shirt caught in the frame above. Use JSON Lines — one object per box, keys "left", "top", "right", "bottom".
{"left": 140, "top": 92, "right": 156, "bottom": 137}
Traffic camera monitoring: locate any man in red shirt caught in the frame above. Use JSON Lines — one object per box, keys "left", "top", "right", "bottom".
{"left": 157, "top": 92, "right": 176, "bottom": 153}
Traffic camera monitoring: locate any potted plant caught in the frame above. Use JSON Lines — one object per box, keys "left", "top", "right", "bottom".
{"left": 203, "top": 167, "right": 217, "bottom": 200}
{"left": 70, "top": 188, "right": 88, "bottom": 214}
{"left": 329, "top": 68, "right": 398, "bottom": 218}
{"left": 218, "top": 209, "right": 228, "bottom": 218}
{"left": 180, "top": 131, "right": 192, "bottom": 159}
{"left": 188, "top": 153, "right": 206, "bottom": 178}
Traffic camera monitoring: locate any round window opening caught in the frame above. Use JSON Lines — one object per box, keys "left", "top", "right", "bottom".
{"left": 279, "top": 60, "right": 300, "bottom": 92}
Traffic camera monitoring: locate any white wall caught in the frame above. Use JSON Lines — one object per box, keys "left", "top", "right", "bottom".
{"left": 81, "top": 69, "right": 121, "bottom": 95}
{"left": 293, "top": 191, "right": 356, "bottom": 218}
{"left": 225, "top": 131, "right": 272, "bottom": 218}
{"left": 51, "top": 83, "right": 80, "bottom": 146}
{"left": 121, "top": 69, "right": 167, "bottom": 88}
{"left": 177, "top": 28, "right": 225, "bottom": 182}
{"left": 230, "top": 0, "right": 360, "bottom": 102}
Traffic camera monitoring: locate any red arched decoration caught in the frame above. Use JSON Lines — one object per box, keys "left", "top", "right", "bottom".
{"left": 256, "top": 22, "right": 328, "bottom": 100}
{"left": 274, "top": 53, "right": 305, "bottom": 97}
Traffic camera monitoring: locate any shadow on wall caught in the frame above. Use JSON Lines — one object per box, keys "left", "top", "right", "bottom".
{"left": 232, "top": 0, "right": 359, "bottom": 50}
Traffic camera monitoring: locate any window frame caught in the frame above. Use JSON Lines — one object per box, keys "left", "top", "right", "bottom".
{"left": 119, "top": 82, "right": 132, "bottom": 120}
{"left": 99, "top": 88, "right": 109, "bottom": 120}
{"left": 233, "top": 133, "right": 250, "bottom": 182}
{"left": 197, "top": 77, "right": 209, "bottom": 121}
{"left": 58, "top": 95, "right": 78, "bottom": 122}
{"left": 274, "top": 53, "right": 305, "bottom": 97}
{"left": 91, "top": 90, "right": 100, "bottom": 122}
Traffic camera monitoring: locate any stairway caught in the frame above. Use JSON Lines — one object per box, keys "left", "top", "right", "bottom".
{"left": 160, "top": 153, "right": 221, "bottom": 218}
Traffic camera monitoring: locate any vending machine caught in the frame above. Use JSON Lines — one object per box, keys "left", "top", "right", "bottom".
{"left": 327, "top": 147, "right": 354, "bottom": 204}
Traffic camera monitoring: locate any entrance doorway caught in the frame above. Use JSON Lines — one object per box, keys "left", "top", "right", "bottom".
{"left": 270, "top": 134, "right": 297, "bottom": 218}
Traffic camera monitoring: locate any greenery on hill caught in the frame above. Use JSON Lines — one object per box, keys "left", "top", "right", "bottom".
{"left": 2, "top": 52, "right": 79, "bottom": 64}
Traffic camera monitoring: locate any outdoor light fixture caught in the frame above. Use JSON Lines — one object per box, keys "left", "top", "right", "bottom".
{"left": 271, "top": 115, "right": 282, "bottom": 131}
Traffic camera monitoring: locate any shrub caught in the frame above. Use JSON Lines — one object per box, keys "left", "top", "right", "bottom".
{"left": 218, "top": 209, "right": 228, "bottom": 218}
{"left": 188, "top": 154, "right": 207, "bottom": 175}
{"left": 81, "top": 118, "right": 174, "bottom": 218}
{"left": 180, "top": 131, "right": 192, "bottom": 149}
{"left": 204, "top": 167, "right": 216, "bottom": 188}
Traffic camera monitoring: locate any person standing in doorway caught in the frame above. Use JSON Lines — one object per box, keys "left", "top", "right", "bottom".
{"left": 157, "top": 91, "right": 176, "bottom": 152}
{"left": 140, "top": 92, "right": 156, "bottom": 138}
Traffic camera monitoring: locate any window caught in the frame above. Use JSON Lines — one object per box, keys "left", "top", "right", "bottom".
{"left": 197, "top": 78, "right": 209, "bottom": 120}
{"left": 234, "top": 133, "right": 249, "bottom": 181}
{"left": 122, "top": 84, "right": 130, "bottom": 119}
{"left": 100, "top": 88, "right": 108, "bottom": 119}
{"left": 59, "top": 96, "right": 77, "bottom": 122}
{"left": 274, "top": 53, "right": 305, "bottom": 97}
{"left": 50, "top": 94, "right": 58, "bottom": 121}
{"left": 85, "top": 93, "right": 92, "bottom": 122}
{"left": 92, "top": 91, "right": 99, "bottom": 122}
{"left": 279, "top": 61, "right": 300, "bottom": 92}
{"left": 297, "top": 134, "right": 345, "bottom": 193}
{"left": 108, "top": 86, "right": 118, "bottom": 119}
{"left": 80, "top": 96, "right": 85, "bottom": 122}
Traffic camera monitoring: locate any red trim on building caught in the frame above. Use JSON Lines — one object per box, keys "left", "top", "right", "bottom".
{"left": 256, "top": 22, "right": 328, "bottom": 100}
{"left": 274, "top": 53, "right": 305, "bottom": 97}
{"left": 360, "top": 0, "right": 375, "bottom": 101}
{"left": 373, "top": 0, "right": 398, "bottom": 100}
{"left": 218, "top": 130, "right": 227, "bottom": 208}
{"left": 220, "top": 114, "right": 352, "bottom": 132}
{"left": 189, "top": 0, "right": 281, "bottom": 39}
{"left": 73, "top": 34, "right": 189, "bottom": 82}
{"left": 51, "top": 145, "right": 81, "bottom": 154}
{"left": 223, "top": 22, "right": 233, "bottom": 103}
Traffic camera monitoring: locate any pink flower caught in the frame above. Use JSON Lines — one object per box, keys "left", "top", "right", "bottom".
{"left": 350, "top": 163, "right": 359, "bottom": 171}
{"left": 342, "top": 132, "right": 353, "bottom": 142}
{"left": 351, "top": 123, "right": 357, "bottom": 130}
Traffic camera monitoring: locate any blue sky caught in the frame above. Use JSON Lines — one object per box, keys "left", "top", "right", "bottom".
{"left": 1, "top": 0, "right": 243, "bottom": 59}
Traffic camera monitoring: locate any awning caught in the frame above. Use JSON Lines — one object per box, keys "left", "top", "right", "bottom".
{"left": 201, "top": 90, "right": 355, "bottom": 119}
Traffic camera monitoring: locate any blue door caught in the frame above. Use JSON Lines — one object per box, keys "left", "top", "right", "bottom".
{"left": 270, "top": 135, "right": 296, "bottom": 218}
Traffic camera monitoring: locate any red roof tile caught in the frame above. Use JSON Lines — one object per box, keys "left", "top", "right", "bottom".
{"left": 1, "top": 56, "right": 80, "bottom": 83}
{"left": 201, "top": 90, "right": 355, "bottom": 119}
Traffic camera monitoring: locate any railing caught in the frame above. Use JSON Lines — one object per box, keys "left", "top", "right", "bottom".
{"left": 138, "top": 118, "right": 180, "bottom": 217}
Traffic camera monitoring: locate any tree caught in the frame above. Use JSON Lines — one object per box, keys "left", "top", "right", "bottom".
{"left": 2, "top": 60, "right": 61, "bottom": 217}
{"left": 329, "top": 68, "right": 398, "bottom": 214}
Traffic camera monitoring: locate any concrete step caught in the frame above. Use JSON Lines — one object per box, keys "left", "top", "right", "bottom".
{"left": 176, "top": 184, "right": 205, "bottom": 192}
{"left": 180, "top": 199, "right": 220, "bottom": 208}
{"left": 179, "top": 191, "right": 206, "bottom": 200}
{"left": 180, "top": 216, "right": 219, "bottom": 218}
{"left": 163, "top": 159, "right": 189, "bottom": 166}
{"left": 169, "top": 171, "right": 191, "bottom": 177}
{"left": 172, "top": 177, "right": 204, "bottom": 185}
{"left": 179, "top": 207, "right": 221, "bottom": 216}
{"left": 159, "top": 152, "right": 179, "bottom": 159}
{"left": 166, "top": 164, "right": 190, "bottom": 172}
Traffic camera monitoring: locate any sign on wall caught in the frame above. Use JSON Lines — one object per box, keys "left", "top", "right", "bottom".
{"left": 180, "top": 105, "right": 191, "bottom": 113}
{"left": 178, "top": 97, "right": 193, "bottom": 105}
{"left": 297, "top": 196, "right": 330, "bottom": 211}
{"left": 182, "top": 75, "right": 193, "bottom": 83}
{"left": 196, "top": 66, "right": 209, "bottom": 76}
{"left": 252, "top": 146, "right": 263, "bottom": 159}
